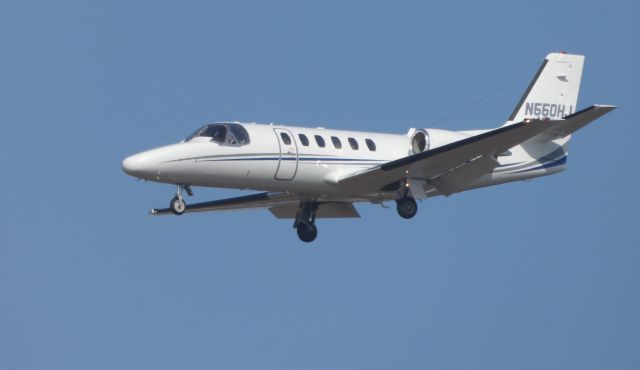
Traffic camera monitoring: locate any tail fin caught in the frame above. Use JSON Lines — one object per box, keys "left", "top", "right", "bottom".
{"left": 503, "top": 53, "right": 615, "bottom": 176}
{"left": 507, "top": 52, "right": 584, "bottom": 124}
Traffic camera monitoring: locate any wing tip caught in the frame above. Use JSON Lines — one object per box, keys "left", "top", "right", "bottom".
{"left": 149, "top": 208, "right": 169, "bottom": 215}
{"left": 594, "top": 104, "right": 617, "bottom": 110}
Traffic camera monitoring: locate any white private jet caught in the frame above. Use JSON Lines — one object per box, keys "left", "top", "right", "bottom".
{"left": 123, "top": 52, "right": 615, "bottom": 242}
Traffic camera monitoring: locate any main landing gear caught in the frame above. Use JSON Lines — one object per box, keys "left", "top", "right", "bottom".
{"left": 169, "top": 185, "right": 193, "bottom": 215}
{"left": 396, "top": 196, "right": 418, "bottom": 219}
{"left": 294, "top": 203, "right": 318, "bottom": 243}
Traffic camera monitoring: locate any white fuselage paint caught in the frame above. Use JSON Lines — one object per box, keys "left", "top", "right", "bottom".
{"left": 122, "top": 122, "right": 566, "bottom": 201}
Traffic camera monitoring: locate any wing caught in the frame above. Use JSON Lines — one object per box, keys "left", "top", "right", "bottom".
{"left": 150, "top": 192, "right": 300, "bottom": 215}
{"left": 337, "top": 119, "right": 550, "bottom": 195}
{"left": 532, "top": 104, "right": 616, "bottom": 141}
{"left": 150, "top": 192, "right": 360, "bottom": 219}
{"left": 338, "top": 105, "right": 615, "bottom": 196}
{"left": 269, "top": 202, "right": 360, "bottom": 219}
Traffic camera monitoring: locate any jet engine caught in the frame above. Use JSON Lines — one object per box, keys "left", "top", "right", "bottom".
{"left": 409, "top": 129, "right": 430, "bottom": 154}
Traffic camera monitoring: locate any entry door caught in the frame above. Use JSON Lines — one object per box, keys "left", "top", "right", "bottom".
{"left": 274, "top": 128, "right": 298, "bottom": 180}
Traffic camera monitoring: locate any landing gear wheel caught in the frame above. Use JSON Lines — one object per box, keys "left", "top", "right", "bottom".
{"left": 170, "top": 196, "right": 186, "bottom": 215}
{"left": 296, "top": 222, "right": 318, "bottom": 243}
{"left": 396, "top": 197, "right": 418, "bottom": 219}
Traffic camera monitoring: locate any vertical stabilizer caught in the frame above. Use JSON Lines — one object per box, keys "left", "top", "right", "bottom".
{"left": 506, "top": 53, "right": 584, "bottom": 124}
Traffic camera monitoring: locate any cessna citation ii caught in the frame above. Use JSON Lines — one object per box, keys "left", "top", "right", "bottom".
{"left": 123, "top": 52, "right": 615, "bottom": 242}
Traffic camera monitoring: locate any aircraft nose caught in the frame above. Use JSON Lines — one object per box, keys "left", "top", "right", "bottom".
{"left": 122, "top": 144, "right": 183, "bottom": 182}
{"left": 122, "top": 153, "right": 149, "bottom": 178}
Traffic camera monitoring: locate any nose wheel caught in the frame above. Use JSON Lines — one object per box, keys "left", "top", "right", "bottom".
{"left": 396, "top": 196, "right": 418, "bottom": 219}
{"left": 170, "top": 195, "right": 186, "bottom": 215}
{"left": 169, "top": 185, "right": 192, "bottom": 215}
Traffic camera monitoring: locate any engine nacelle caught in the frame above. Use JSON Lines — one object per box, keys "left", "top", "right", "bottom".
{"left": 422, "top": 128, "right": 473, "bottom": 151}
{"left": 408, "top": 128, "right": 472, "bottom": 155}
{"left": 408, "top": 129, "right": 430, "bottom": 154}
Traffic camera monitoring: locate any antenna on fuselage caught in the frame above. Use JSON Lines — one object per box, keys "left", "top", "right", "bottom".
{"left": 428, "top": 61, "right": 538, "bottom": 129}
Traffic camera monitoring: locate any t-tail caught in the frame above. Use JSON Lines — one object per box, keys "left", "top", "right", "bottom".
{"left": 499, "top": 52, "right": 615, "bottom": 177}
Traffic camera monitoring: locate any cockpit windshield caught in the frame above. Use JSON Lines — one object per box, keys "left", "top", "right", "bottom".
{"left": 185, "top": 123, "right": 250, "bottom": 145}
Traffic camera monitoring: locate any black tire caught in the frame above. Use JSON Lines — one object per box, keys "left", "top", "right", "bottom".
{"left": 396, "top": 197, "right": 418, "bottom": 219}
{"left": 170, "top": 196, "right": 186, "bottom": 215}
{"left": 296, "top": 222, "right": 318, "bottom": 243}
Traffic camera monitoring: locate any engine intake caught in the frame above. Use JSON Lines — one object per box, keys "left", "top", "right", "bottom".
{"left": 410, "top": 129, "right": 430, "bottom": 154}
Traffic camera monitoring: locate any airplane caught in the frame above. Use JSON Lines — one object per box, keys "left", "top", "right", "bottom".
{"left": 122, "top": 52, "right": 615, "bottom": 242}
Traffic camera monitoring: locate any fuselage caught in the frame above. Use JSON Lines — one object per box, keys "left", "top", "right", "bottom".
{"left": 122, "top": 122, "right": 568, "bottom": 201}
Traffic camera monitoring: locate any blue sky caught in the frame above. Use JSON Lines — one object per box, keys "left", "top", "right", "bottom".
{"left": 1, "top": 1, "right": 638, "bottom": 369}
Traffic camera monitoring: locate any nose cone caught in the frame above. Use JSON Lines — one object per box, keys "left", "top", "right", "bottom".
{"left": 122, "top": 153, "right": 152, "bottom": 178}
{"left": 122, "top": 144, "right": 185, "bottom": 182}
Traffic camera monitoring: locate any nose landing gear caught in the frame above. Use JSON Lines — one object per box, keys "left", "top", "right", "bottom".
{"left": 294, "top": 203, "right": 319, "bottom": 242}
{"left": 169, "top": 185, "right": 193, "bottom": 215}
{"left": 170, "top": 195, "right": 186, "bottom": 215}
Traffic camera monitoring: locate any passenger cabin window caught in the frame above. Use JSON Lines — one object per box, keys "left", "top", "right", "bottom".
{"left": 331, "top": 136, "right": 342, "bottom": 149}
{"left": 314, "top": 135, "right": 326, "bottom": 148}
{"left": 365, "top": 138, "right": 376, "bottom": 151}
{"left": 298, "top": 134, "right": 309, "bottom": 146}
{"left": 280, "top": 132, "right": 292, "bottom": 145}
{"left": 348, "top": 137, "right": 359, "bottom": 150}
{"left": 185, "top": 123, "right": 250, "bottom": 145}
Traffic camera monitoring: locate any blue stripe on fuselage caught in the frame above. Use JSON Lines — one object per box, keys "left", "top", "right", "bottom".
{"left": 504, "top": 155, "right": 568, "bottom": 174}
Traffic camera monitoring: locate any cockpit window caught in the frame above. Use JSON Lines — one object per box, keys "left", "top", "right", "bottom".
{"left": 185, "top": 123, "right": 250, "bottom": 145}
{"left": 229, "top": 124, "right": 250, "bottom": 144}
{"left": 203, "top": 124, "right": 227, "bottom": 143}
